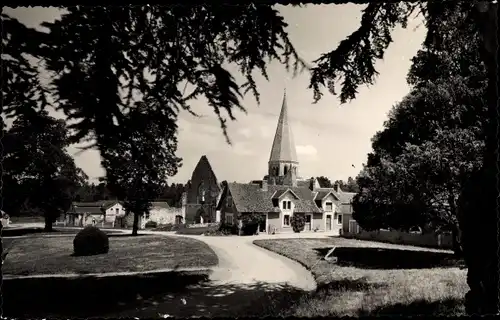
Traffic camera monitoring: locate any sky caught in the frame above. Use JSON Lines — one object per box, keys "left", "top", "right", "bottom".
{"left": 4, "top": 5, "right": 426, "bottom": 185}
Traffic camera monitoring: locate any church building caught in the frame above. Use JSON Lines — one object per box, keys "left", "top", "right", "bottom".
{"left": 218, "top": 91, "right": 356, "bottom": 235}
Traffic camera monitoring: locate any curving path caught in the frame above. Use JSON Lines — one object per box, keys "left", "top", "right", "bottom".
{"left": 115, "top": 230, "right": 324, "bottom": 318}
{"left": 7, "top": 224, "right": 324, "bottom": 317}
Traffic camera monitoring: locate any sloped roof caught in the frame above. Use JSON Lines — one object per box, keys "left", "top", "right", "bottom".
{"left": 73, "top": 200, "right": 122, "bottom": 210}
{"left": 314, "top": 190, "right": 340, "bottom": 201}
{"left": 193, "top": 155, "right": 221, "bottom": 193}
{"left": 73, "top": 206, "right": 104, "bottom": 214}
{"left": 269, "top": 90, "right": 298, "bottom": 164}
{"left": 151, "top": 201, "right": 170, "bottom": 209}
{"left": 227, "top": 183, "right": 321, "bottom": 213}
{"left": 271, "top": 188, "right": 300, "bottom": 200}
{"left": 296, "top": 179, "right": 311, "bottom": 189}
{"left": 338, "top": 192, "right": 356, "bottom": 204}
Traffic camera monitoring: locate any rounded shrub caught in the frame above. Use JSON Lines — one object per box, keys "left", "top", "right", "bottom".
{"left": 144, "top": 220, "right": 158, "bottom": 229}
{"left": 73, "top": 226, "right": 109, "bottom": 256}
{"left": 291, "top": 215, "right": 305, "bottom": 233}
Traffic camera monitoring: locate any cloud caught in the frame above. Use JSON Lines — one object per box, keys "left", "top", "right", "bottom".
{"left": 296, "top": 145, "right": 318, "bottom": 156}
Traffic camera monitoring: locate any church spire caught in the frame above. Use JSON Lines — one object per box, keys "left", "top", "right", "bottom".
{"left": 267, "top": 89, "right": 298, "bottom": 185}
{"left": 269, "top": 89, "right": 298, "bottom": 163}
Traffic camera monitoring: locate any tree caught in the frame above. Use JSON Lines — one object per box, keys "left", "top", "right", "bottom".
{"left": 355, "top": 127, "right": 484, "bottom": 256}
{"left": 1, "top": 14, "right": 50, "bottom": 119}
{"left": 354, "top": 10, "right": 486, "bottom": 253}
{"left": 344, "top": 177, "right": 359, "bottom": 193}
{"left": 316, "top": 176, "right": 333, "bottom": 188}
{"left": 33, "top": 6, "right": 306, "bottom": 154}
{"left": 2, "top": 2, "right": 498, "bottom": 314}
{"left": 399, "top": 129, "right": 483, "bottom": 254}
{"left": 101, "top": 103, "right": 181, "bottom": 236}
{"left": 2, "top": 111, "right": 87, "bottom": 231}
{"left": 331, "top": 178, "right": 359, "bottom": 193}
{"left": 306, "top": 2, "right": 497, "bottom": 312}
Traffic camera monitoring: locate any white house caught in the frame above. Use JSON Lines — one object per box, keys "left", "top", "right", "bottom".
{"left": 63, "top": 200, "right": 126, "bottom": 227}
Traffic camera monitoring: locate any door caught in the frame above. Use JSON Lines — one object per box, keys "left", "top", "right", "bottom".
{"left": 326, "top": 215, "right": 332, "bottom": 231}
{"left": 175, "top": 215, "right": 183, "bottom": 225}
{"left": 259, "top": 214, "right": 267, "bottom": 233}
{"left": 305, "top": 214, "right": 312, "bottom": 231}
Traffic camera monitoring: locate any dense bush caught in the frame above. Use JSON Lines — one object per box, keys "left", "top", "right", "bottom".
{"left": 219, "top": 222, "right": 239, "bottom": 235}
{"left": 240, "top": 213, "right": 265, "bottom": 236}
{"left": 203, "top": 223, "right": 238, "bottom": 236}
{"left": 73, "top": 226, "right": 109, "bottom": 256}
{"left": 144, "top": 220, "right": 158, "bottom": 229}
{"left": 204, "top": 229, "right": 231, "bottom": 236}
{"left": 291, "top": 215, "right": 305, "bottom": 233}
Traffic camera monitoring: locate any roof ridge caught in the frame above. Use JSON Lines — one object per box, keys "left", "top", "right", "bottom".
{"left": 196, "top": 155, "right": 220, "bottom": 191}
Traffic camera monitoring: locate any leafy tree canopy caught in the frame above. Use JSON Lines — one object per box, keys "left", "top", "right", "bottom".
{"left": 1, "top": 111, "right": 87, "bottom": 231}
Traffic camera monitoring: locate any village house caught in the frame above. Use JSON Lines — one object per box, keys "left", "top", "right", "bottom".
{"left": 139, "top": 200, "right": 186, "bottom": 229}
{"left": 61, "top": 197, "right": 187, "bottom": 230}
{"left": 200, "top": 90, "right": 357, "bottom": 235}
{"left": 61, "top": 200, "right": 125, "bottom": 227}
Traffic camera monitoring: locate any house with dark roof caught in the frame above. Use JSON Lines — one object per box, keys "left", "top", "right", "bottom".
{"left": 62, "top": 200, "right": 125, "bottom": 227}
{"left": 214, "top": 90, "right": 356, "bottom": 235}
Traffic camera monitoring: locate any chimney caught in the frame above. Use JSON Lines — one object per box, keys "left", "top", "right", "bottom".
{"left": 261, "top": 179, "right": 268, "bottom": 191}
{"left": 310, "top": 177, "right": 319, "bottom": 191}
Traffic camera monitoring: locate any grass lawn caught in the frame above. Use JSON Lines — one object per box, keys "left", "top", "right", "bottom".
{"left": 254, "top": 237, "right": 467, "bottom": 317}
{"left": 3, "top": 234, "right": 218, "bottom": 276}
{"left": 1, "top": 226, "right": 122, "bottom": 237}
{"left": 8, "top": 216, "right": 45, "bottom": 224}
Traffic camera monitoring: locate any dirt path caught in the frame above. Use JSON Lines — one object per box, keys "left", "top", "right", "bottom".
{"left": 116, "top": 231, "right": 320, "bottom": 317}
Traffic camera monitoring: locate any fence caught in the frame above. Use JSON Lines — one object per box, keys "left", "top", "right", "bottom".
{"left": 342, "top": 225, "right": 454, "bottom": 250}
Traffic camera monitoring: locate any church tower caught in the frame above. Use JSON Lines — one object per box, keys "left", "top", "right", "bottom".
{"left": 268, "top": 89, "right": 299, "bottom": 186}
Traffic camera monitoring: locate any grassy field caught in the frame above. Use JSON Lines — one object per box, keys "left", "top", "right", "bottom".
{"left": 254, "top": 237, "right": 467, "bottom": 317}
{"left": 1, "top": 226, "right": 122, "bottom": 237}
{"left": 3, "top": 234, "right": 218, "bottom": 276}
{"left": 8, "top": 216, "right": 45, "bottom": 224}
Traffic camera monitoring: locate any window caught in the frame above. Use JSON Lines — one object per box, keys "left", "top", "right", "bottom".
{"left": 283, "top": 214, "right": 291, "bottom": 226}
{"left": 115, "top": 208, "right": 119, "bottom": 215}
{"left": 325, "top": 202, "right": 333, "bottom": 211}
{"left": 283, "top": 201, "right": 292, "bottom": 210}
{"left": 337, "top": 214, "right": 342, "bottom": 224}
{"left": 227, "top": 196, "right": 232, "bottom": 207}
{"left": 225, "top": 213, "right": 234, "bottom": 225}
{"left": 198, "top": 183, "right": 206, "bottom": 204}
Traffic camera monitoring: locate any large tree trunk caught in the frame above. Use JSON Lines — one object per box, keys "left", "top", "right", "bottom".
{"left": 450, "top": 224, "right": 462, "bottom": 257}
{"left": 132, "top": 211, "right": 139, "bottom": 236}
{"left": 459, "top": 2, "right": 499, "bottom": 315}
{"left": 44, "top": 214, "right": 53, "bottom": 232}
{"left": 0, "top": 220, "right": 3, "bottom": 306}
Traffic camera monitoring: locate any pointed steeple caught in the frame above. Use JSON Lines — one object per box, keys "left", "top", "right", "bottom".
{"left": 269, "top": 89, "right": 298, "bottom": 164}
